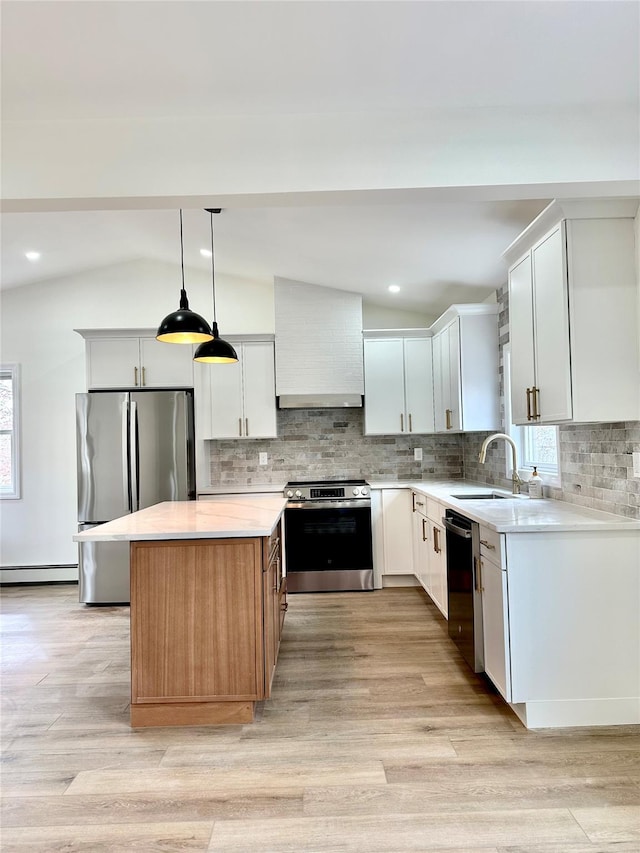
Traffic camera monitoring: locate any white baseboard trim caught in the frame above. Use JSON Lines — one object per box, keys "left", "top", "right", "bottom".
{"left": 381, "top": 574, "right": 419, "bottom": 587}
{"left": 0, "top": 565, "right": 79, "bottom": 584}
{"left": 510, "top": 697, "right": 640, "bottom": 729}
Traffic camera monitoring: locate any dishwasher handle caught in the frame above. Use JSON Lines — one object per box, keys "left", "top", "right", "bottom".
{"left": 442, "top": 517, "right": 473, "bottom": 539}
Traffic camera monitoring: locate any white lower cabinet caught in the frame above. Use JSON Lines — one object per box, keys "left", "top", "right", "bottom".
{"left": 479, "top": 526, "right": 511, "bottom": 702}
{"left": 372, "top": 489, "right": 414, "bottom": 582}
{"left": 411, "top": 491, "right": 447, "bottom": 617}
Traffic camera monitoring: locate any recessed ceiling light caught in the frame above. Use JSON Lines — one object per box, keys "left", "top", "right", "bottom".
{"left": 25, "top": 250, "right": 41, "bottom": 262}
{"left": 200, "top": 248, "right": 212, "bottom": 258}
{"left": 388, "top": 285, "right": 400, "bottom": 293}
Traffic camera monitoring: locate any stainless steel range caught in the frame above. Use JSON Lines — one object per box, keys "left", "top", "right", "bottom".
{"left": 283, "top": 479, "right": 373, "bottom": 593}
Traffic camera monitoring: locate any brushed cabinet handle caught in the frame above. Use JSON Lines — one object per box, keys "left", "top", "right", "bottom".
{"left": 433, "top": 526, "right": 440, "bottom": 554}
{"left": 445, "top": 409, "right": 452, "bottom": 430}
{"left": 400, "top": 413, "right": 404, "bottom": 432}
{"left": 238, "top": 418, "right": 242, "bottom": 436}
{"left": 526, "top": 387, "right": 533, "bottom": 421}
{"left": 480, "top": 539, "right": 496, "bottom": 550}
{"left": 142, "top": 366, "right": 146, "bottom": 387}
{"left": 245, "top": 417, "right": 249, "bottom": 436}
{"left": 134, "top": 366, "right": 138, "bottom": 387}
{"left": 422, "top": 518, "right": 428, "bottom": 542}
{"left": 533, "top": 387, "right": 541, "bottom": 420}
{"left": 409, "top": 413, "right": 413, "bottom": 432}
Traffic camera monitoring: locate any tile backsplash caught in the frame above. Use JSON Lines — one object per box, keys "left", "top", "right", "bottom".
{"left": 208, "top": 408, "right": 464, "bottom": 487}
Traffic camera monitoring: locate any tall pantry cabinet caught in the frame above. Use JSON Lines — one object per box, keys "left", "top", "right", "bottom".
{"left": 504, "top": 198, "right": 640, "bottom": 425}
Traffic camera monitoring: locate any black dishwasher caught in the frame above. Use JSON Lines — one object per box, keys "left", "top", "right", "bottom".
{"left": 443, "top": 510, "right": 484, "bottom": 673}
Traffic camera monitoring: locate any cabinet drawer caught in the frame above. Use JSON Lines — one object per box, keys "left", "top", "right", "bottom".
{"left": 479, "top": 526, "right": 505, "bottom": 568}
{"left": 426, "top": 497, "right": 444, "bottom": 525}
{"left": 411, "top": 491, "right": 427, "bottom": 517}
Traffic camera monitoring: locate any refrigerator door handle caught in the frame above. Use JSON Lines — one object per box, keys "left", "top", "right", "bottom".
{"left": 122, "top": 402, "right": 132, "bottom": 512}
{"left": 130, "top": 400, "right": 139, "bottom": 512}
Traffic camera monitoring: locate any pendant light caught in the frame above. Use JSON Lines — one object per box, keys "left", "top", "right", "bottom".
{"left": 156, "top": 210, "right": 213, "bottom": 344}
{"left": 193, "top": 209, "right": 239, "bottom": 364}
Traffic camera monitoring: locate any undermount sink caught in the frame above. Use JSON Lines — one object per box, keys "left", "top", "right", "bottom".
{"left": 450, "top": 493, "right": 508, "bottom": 500}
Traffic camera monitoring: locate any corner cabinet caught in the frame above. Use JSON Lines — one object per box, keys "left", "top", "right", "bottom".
{"left": 194, "top": 337, "right": 277, "bottom": 440}
{"left": 431, "top": 305, "right": 500, "bottom": 433}
{"left": 363, "top": 333, "right": 434, "bottom": 435}
{"left": 504, "top": 198, "right": 640, "bottom": 425}
{"left": 76, "top": 328, "right": 195, "bottom": 389}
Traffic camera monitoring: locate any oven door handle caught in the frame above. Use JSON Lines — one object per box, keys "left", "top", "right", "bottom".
{"left": 286, "top": 500, "right": 371, "bottom": 510}
{"left": 442, "top": 517, "right": 473, "bottom": 538}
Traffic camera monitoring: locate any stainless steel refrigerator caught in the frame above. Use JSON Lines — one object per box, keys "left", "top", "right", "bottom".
{"left": 76, "top": 389, "right": 195, "bottom": 604}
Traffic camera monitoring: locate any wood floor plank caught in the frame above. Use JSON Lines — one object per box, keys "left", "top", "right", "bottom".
{"left": 65, "top": 763, "right": 388, "bottom": 795}
{"left": 0, "top": 790, "right": 304, "bottom": 827}
{"left": 206, "top": 809, "right": 588, "bottom": 852}
{"left": 570, "top": 805, "right": 640, "bottom": 843}
{"left": 0, "top": 821, "right": 214, "bottom": 852}
{"left": 302, "top": 777, "right": 640, "bottom": 816}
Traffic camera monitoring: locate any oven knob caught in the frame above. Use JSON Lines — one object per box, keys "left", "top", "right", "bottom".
{"left": 361, "top": 487, "right": 368, "bottom": 496}
{"left": 286, "top": 490, "right": 294, "bottom": 498}
{"left": 353, "top": 487, "right": 360, "bottom": 496}
{"left": 295, "top": 490, "right": 302, "bottom": 498}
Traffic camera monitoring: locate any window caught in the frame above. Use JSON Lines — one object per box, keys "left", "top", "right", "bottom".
{"left": 503, "top": 347, "right": 560, "bottom": 487}
{"left": 0, "top": 365, "right": 21, "bottom": 499}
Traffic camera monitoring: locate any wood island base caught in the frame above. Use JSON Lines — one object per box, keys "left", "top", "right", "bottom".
{"left": 131, "top": 700, "right": 255, "bottom": 728}
{"left": 129, "top": 526, "right": 284, "bottom": 728}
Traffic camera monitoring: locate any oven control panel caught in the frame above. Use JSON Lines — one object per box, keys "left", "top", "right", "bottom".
{"left": 284, "top": 481, "right": 369, "bottom": 501}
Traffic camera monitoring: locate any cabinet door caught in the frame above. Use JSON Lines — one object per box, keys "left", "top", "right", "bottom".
{"left": 404, "top": 338, "right": 435, "bottom": 434}
{"left": 428, "top": 520, "right": 447, "bottom": 618}
{"left": 208, "top": 359, "right": 244, "bottom": 438}
{"left": 531, "top": 224, "right": 572, "bottom": 423}
{"left": 508, "top": 253, "right": 535, "bottom": 425}
{"left": 87, "top": 338, "right": 141, "bottom": 389}
{"left": 242, "top": 342, "right": 277, "bottom": 438}
{"left": 481, "top": 556, "right": 512, "bottom": 701}
{"left": 447, "top": 319, "right": 461, "bottom": 431}
{"left": 433, "top": 326, "right": 457, "bottom": 432}
{"left": 139, "top": 338, "right": 194, "bottom": 388}
{"left": 381, "top": 489, "right": 414, "bottom": 575}
{"left": 411, "top": 498, "right": 429, "bottom": 590}
{"left": 363, "top": 339, "right": 406, "bottom": 435}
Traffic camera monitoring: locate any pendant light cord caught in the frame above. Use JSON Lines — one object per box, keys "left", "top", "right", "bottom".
{"left": 210, "top": 211, "right": 217, "bottom": 324}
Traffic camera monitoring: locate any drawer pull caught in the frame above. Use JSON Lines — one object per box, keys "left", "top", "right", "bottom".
{"left": 480, "top": 539, "right": 496, "bottom": 550}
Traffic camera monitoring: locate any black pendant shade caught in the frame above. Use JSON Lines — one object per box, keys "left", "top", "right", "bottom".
{"left": 156, "top": 210, "right": 213, "bottom": 345}
{"left": 193, "top": 322, "right": 239, "bottom": 363}
{"left": 193, "top": 209, "right": 238, "bottom": 364}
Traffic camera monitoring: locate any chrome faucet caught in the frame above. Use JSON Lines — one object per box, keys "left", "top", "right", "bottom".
{"left": 478, "top": 433, "right": 523, "bottom": 495}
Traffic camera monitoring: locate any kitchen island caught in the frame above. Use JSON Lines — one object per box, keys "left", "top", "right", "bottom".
{"left": 74, "top": 496, "right": 287, "bottom": 727}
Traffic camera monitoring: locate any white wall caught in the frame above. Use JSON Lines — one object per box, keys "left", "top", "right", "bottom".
{"left": 0, "top": 259, "right": 273, "bottom": 568}
{"left": 363, "top": 302, "right": 433, "bottom": 329}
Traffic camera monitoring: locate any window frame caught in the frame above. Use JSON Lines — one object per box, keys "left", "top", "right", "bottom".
{"left": 0, "top": 364, "right": 22, "bottom": 500}
{"left": 503, "top": 346, "right": 561, "bottom": 488}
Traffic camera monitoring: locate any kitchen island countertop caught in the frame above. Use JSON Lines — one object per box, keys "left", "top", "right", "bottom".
{"left": 73, "top": 494, "right": 286, "bottom": 542}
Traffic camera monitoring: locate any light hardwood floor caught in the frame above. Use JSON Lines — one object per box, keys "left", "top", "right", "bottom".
{"left": 1, "top": 584, "right": 638, "bottom": 852}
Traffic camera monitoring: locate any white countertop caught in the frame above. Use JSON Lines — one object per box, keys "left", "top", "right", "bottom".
{"left": 369, "top": 480, "right": 640, "bottom": 533}
{"left": 73, "top": 495, "right": 287, "bottom": 542}
{"left": 198, "top": 484, "right": 286, "bottom": 496}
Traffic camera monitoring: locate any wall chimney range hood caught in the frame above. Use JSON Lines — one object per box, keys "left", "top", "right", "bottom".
{"left": 274, "top": 278, "right": 364, "bottom": 409}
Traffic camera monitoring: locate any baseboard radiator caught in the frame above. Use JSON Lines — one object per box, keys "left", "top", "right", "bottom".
{"left": 0, "top": 565, "right": 79, "bottom": 585}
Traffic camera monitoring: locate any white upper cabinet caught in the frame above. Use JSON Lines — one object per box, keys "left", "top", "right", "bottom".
{"left": 363, "top": 334, "right": 434, "bottom": 435}
{"left": 432, "top": 306, "right": 500, "bottom": 433}
{"left": 77, "top": 329, "right": 195, "bottom": 389}
{"left": 504, "top": 198, "right": 640, "bottom": 425}
{"left": 195, "top": 339, "right": 277, "bottom": 440}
